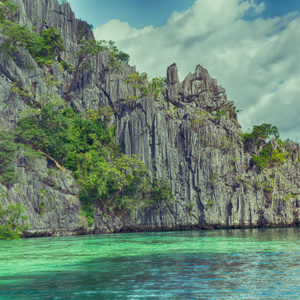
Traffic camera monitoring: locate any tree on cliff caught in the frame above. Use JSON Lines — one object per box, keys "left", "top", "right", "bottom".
{"left": 65, "top": 39, "right": 129, "bottom": 101}
{"left": 0, "top": 2, "right": 65, "bottom": 66}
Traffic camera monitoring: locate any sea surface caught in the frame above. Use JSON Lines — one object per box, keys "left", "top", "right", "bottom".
{"left": 0, "top": 227, "right": 299, "bottom": 299}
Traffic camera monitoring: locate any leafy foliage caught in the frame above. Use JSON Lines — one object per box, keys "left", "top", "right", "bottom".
{"left": 284, "top": 193, "right": 296, "bottom": 203}
{"left": 34, "top": 27, "right": 66, "bottom": 65}
{"left": 215, "top": 109, "right": 226, "bottom": 119}
{"left": 0, "top": 9, "right": 65, "bottom": 66}
{"left": 209, "top": 173, "right": 220, "bottom": 186}
{"left": 252, "top": 143, "right": 286, "bottom": 171}
{"left": 0, "top": 132, "right": 17, "bottom": 186}
{"left": 10, "top": 78, "right": 64, "bottom": 109}
{"left": 106, "top": 40, "right": 130, "bottom": 73}
{"left": 75, "top": 39, "right": 129, "bottom": 69}
{"left": 76, "top": 19, "right": 93, "bottom": 43}
{"left": 242, "top": 123, "right": 280, "bottom": 147}
{"left": 252, "top": 143, "right": 273, "bottom": 170}
{"left": 125, "top": 71, "right": 166, "bottom": 107}
{"left": 0, "top": 0, "right": 19, "bottom": 22}
{"left": 148, "top": 76, "right": 166, "bottom": 100}
{"left": 1, "top": 5, "right": 172, "bottom": 223}
{"left": 185, "top": 202, "right": 195, "bottom": 216}
{"left": 211, "top": 105, "right": 240, "bottom": 122}
{"left": 125, "top": 72, "right": 148, "bottom": 106}
{"left": 0, "top": 189, "right": 29, "bottom": 239}
{"left": 16, "top": 100, "right": 174, "bottom": 221}
{"left": 65, "top": 39, "right": 129, "bottom": 101}
{"left": 241, "top": 123, "right": 285, "bottom": 171}
{"left": 16, "top": 98, "right": 70, "bottom": 169}
{"left": 0, "top": 20, "right": 37, "bottom": 59}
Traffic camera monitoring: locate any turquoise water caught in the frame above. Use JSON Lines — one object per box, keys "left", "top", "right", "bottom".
{"left": 0, "top": 228, "right": 299, "bottom": 299}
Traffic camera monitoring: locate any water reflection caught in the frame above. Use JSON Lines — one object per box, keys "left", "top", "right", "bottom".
{"left": 0, "top": 227, "right": 299, "bottom": 299}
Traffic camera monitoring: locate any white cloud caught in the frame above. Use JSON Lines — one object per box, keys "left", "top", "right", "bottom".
{"left": 94, "top": 19, "right": 154, "bottom": 41}
{"left": 249, "top": 0, "right": 266, "bottom": 14}
{"left": 94, "top": 0, "right": 300, "bottom": 141}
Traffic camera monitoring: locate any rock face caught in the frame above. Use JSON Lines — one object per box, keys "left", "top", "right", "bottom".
{"left": 0, "top": 0, "right": 299, "bottom": 237}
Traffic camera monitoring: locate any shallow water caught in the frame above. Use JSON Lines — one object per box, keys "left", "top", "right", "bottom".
{"left": 0, "top": 227, "right": 299, "bottom": 299}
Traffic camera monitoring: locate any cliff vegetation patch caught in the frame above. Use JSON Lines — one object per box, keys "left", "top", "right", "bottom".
{"left": 0, "top": 189, "right": 29, "bottom": 239}
{"left": 0, "top": 1, "right": 173, "bottom": 235}
{"left": 0, "top": 6, "right": 65, "bottom": 67}
{"left": 15, "top": 98, "right": 173, "bottom": 224}
{"left": 125, "top": 71, "right": 166, "bottom": 108}
{"left": 242, "top": 123, "right": 287, "bottom": 171}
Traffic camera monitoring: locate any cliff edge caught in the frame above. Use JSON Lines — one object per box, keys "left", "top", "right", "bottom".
{"left": 0, "top": 0, "right": 299, "bottom": 237}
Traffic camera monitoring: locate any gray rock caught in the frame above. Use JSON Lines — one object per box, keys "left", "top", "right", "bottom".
{"left": 0, "top": 0, "right": 299, "bottom": 237}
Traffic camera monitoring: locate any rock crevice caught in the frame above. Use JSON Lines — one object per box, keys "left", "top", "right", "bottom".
{"left": 0, "top": 0, "right": 299, "bottom": 237}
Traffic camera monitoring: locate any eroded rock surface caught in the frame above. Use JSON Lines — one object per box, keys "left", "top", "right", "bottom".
{"left": 0, "top": 0, "right": 299, "bottom": 236}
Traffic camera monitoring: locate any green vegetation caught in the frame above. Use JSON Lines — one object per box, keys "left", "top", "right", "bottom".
{"left": 36, "top": 27, "right": 66, "bottom": 65}
{"left": 284, "top": 193, "right": 296, "bottom": 203}
{"left": 209, "top": 173, "right": 220, "bottom": 186}
{"left": 77, "top": 19, "right": 93, "bottom": 43}
{"left": 254, "top": 179, "right": 264, "bottom": 190}
{"left": 43, "top": 168, "right": 60, "bottom": 189}
{"left": 215, "top": 109, "right": 226, "bottom": 119}
{"left": 65, "top": 39, "right": 129, "bottom": 101}
{"left": 125, "top": 71, "right": 166, "bottom": 107}
{"left": 15, "top": 98, "right": 174, "bottom": 222}
{"left": 0, "top": 1, "right": 67, "bottom": 67}
{"left": 0, "top": 189, "right": 29, "bottom": 240}
{"left": 185, "top": 202, "right": 195, "bottom": 216}
{"left": 241, "top": 123, "right": 286, "bottom": 171}
{"left": 0, "top": 0, "right": 18, "bottom": 22}
{"left": 37, "top": 188, "right": 56, "bottom": 216}
{"left": 243, "top": 180, "right": 251, "bottom": 190}
{"left": 252, "top": 143, "right": 286, "bottom": 171}
{"left": 190, "top": 110, "right": 211, "bottom": 130}
{"left": 205, "top": 200, "right": 215, "bottom": 208}
{"left": 0, "top": 132, "right": 18, "bottom": 186}
{"left": 194, "top": 110, "right": 211, "bottom": 119}
{"left": 0, "top": 0, "right": 129, "bottom": 94}
{"left": 0, "top": 16, "right": 65, "bottom": 66}
{"left": 0, "top": 1, "right": 173, "bottom": 235}
{"left": 106, "top": 40, "right": 130, "bottom": 73}
{"left": 242, "top": 123, "right": 280, "bottom": 147}
{"left": 264, "top": 179, "right": 275, "bottom": 193}
{"left": 211, "top": 105, "right": 240, "bottom": 122}
{"left": 10, "top": 75, "right": 64, "bottom": 110}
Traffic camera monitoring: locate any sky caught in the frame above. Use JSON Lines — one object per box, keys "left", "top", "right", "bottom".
{"left": 67, "top": 0, "right": 300, "bottom": 142}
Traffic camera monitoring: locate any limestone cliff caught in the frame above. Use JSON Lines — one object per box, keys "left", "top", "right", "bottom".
{"left": 0, "top": 0, "right": 299, "bottom": 237}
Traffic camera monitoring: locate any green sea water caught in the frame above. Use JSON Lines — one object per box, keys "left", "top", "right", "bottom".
{"left": 0, "top": 227, "right": 299, "bottom": 299}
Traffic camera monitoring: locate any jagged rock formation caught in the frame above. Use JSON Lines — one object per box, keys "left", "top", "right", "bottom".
{"left": 0, "top": 0, "right": 299, "bottom": 237}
